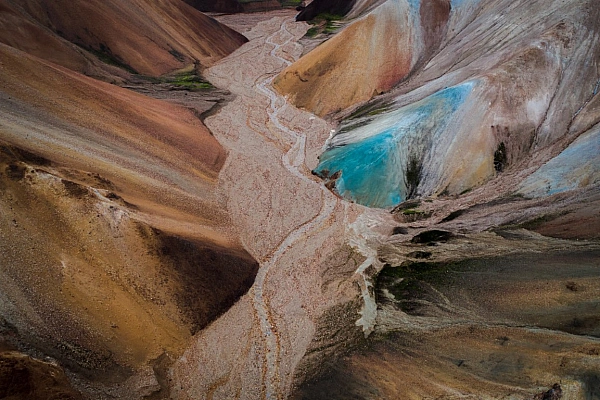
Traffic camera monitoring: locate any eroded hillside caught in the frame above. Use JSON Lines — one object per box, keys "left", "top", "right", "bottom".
{"left": 0, "top": 1, "right": 259, "bottom": 397}
{"left": 0, "top": 0, "right": 599, "bottom": 399}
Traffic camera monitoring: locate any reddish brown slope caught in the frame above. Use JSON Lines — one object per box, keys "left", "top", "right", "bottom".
{"left": 0, "top": 0, "right": 90, "bottom": 73}
{"left": 2, "top": 0, "right": 248, "bottom": 76}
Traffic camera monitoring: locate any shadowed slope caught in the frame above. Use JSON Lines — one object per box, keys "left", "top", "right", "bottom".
{"left": 0, "top": 146, "right": 258, "bottom": 395}
{"left": 2, "top": 0, "right": 248, "bottom": 76}
{"left": 0, "top": 351, "right": 81, "bottom": 399}
{"left": 295, "top": 0, "right": 357, "bottom": 21}
{"left": 184, "top": 0, "right": 282, "bottom": 13}
{"left": 182, "top": 0, "right": 243, "bottom": 13}
{"left": 295, "top": 238, "right": 600, "bottom": 398}
{"left": 0, "top": 0, "right": 90, "bottom": 73}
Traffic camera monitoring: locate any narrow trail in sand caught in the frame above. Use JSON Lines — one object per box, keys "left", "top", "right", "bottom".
{"left": 251, "top": 18, "right": 339, "bottom": 399}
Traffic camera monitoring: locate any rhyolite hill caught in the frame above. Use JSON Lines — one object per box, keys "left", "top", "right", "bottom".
{"left": 1, "top": 0, "right": 599, "bottom": 399}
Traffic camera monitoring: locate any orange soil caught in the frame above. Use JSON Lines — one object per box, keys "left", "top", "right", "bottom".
{"left": 0, "top": 39, "right": 259, "bottom": 396}
{"left": 274, "top": 3, "right": 414, "bottom": 116}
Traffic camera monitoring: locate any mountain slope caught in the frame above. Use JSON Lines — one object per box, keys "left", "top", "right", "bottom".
{"left": 184, "top": 0, "right": 283, "bottom": 13}
{"left": 274, "top": 0, "right": 451, "bottom": 116}
{"left": 0, "top": 21, "right": 257, "bottom": 396}
{"left": 1, "top": 0, "right": 248, "bottom": 76}
{"left": 305, "top": 0, "right": 600, "bottom": 207}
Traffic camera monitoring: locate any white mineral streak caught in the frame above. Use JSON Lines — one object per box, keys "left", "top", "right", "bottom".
{"left": 345, "top": 207, "right": 388, "bottom": 335}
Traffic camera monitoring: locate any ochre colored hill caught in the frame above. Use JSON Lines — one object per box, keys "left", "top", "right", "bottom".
{"left": 274, "top": 1, "right": 414, "bottom": 116}
{"left": 274, "top": 0, "right": 451, "bottom": 116}
{"left": 1, "top": 0, "right": 248, "bottom": 76}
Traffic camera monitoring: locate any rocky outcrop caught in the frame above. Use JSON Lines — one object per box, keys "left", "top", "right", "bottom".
{"left": 295, "top": 0, "right": 357, "bottom": 21}
{"left": 0, "top": 351, "right": 82, "bottom": 399}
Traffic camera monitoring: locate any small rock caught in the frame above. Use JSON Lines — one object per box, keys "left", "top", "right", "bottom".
{"left": 411, "top": 230, "right": 453, "bottom": 244}
{"left": 535, "top": 383, "right": 562, "bottom": 400}
{"left": 392, "top": 226, "right": 408, "bottom": 235}
{"left": 406, "top": 251, "right": 432, "bottom": 259}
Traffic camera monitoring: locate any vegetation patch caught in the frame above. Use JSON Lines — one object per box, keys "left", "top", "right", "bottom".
{"left": 304, "top": 13, "right": 344, "bottom": 37}
{"left": 305, "top": 26, "right": 321, "bottom": 37}
{"left": 85, "top": 44, "right": 138, "bottom": 74}
{"left": 347, "top": 100, "right": 396, "bottom": 120}
{"left": 281, "top": 0, "right": 303, "bottom": 6}
{"left": 376, "top": 261, "right": 457, "bottom": 314}
{"left": 392, "top": 200, "right": 431, "bottom": 222}
{"left": 162, "top": 71, "right": 214, "bottom": 91}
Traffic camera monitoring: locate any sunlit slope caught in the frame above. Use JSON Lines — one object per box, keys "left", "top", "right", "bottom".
{"left": 0, "top": 43, "right": 229, "bottom": 224}
{"left": 274, "top": 0, "right": 452, "bottom": 116}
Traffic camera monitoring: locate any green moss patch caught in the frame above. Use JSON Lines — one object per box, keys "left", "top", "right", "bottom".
{"left": 304, "top": 12, "right": 344, "bottom": 37}
{"left": 162, "top": 71, "right": 214, "bottom": 91}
